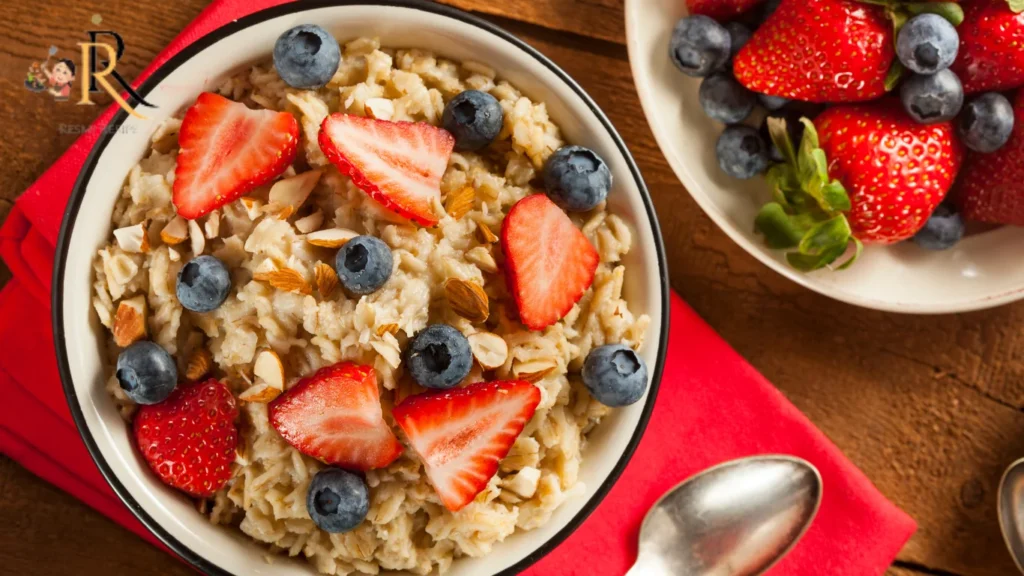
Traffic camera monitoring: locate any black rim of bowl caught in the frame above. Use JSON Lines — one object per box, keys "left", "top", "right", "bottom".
{"left": 52, "top": 1, "right": 671, "bottom": 574}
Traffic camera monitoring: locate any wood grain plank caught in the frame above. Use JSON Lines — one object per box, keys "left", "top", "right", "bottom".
{"left": 436, "top": 0, "right": 626, "bottom": 44}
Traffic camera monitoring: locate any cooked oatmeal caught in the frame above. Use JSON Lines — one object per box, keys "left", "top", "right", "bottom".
{"left": 92, "top": 36, "right": 650, "bottom": 575}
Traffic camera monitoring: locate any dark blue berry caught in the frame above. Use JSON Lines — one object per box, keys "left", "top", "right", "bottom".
{"left": 442, "top": 90, "right": 504, "bottom": 152}
{"left": 335, "top": 236, "right": 392, "bottom": 296}
{"left": 582, "top": 344, "right": 648, "bottom": 407}
{"left": 116, "top": 341, "right": 177, "bottom": 405}
{"left": 896, "top": 14, "right": 959, "bottom": 75}
{"left": 669, "top": 16, "right": 731, "bottom": 77}
{"left": 716, "top": 126, "right": 769, "bottom": 179}
{"left": 912, "top": 204, "right": 964, "bottom": 251}
{"left": 306, "top": 468, "right": 369, "bottom": 533}
{"left": 543, "top": 146, "right": 612, "bottom": 212}
{"left": 406, "top": 324, "right": 472, "bottom": 390}
{"left": 274, "top": 25, "right": 341, "bottom": 89}
{"left": 900, "top": 69, "right": 963, "bottom": 124}
{"left": 758, "top": 94, "right": 790, "bottom": 112}
{"left": 959, "top": 93, "right": 1016, "bottom": 153}
{"left": 699, "top": 73, "right": 756, "bottom": 124}
{"left": 176, "top": 255, "right": 231, "bottom": 313}
{"left": 725, "top": 22, "right": 752, "bottom": 63}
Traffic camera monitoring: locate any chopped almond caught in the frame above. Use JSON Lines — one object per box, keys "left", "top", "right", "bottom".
{"left": 185, "top": 347, "right": 213, "bottom": 381}
{"left": 444, "top": 278, "right": 489, "bottom": 323}
{"left": 295, "top": 210, "right": 324, "bottom": 234}
{"left": 445, "top": 186, "right": 475, "bottom": 220}
{"left": 475, "top": 220, "right": 498, "bottom": 244}
{"left": 314, "top": 262, "right": 338, "bottom": 298}
{"left": 239, "top": 382, "right": 282, "bottom": 403}
{"left": 114, "top": 222, "right": 150, "bottom": 253}
{"left": 269, "top": 170, "right": 321, "bottom": 216}
{"left": 159, "top": 216, "right": 188, "bottom": 245}
{"left": 253, "top": 349, "right": 285, "bottom": 391}
{"left": 513, "top": 358, "right": 558, "bottom": 383}
{"left": 189, "top": 219, "right": 205, "bottom": 255}
{"left": 240, "top": 197, "right": 264, "bottom": 220}
{"left": 466, "top": 246, "right": 498, "bottom": 273}
{"left": 306, "top": 228, "right": 359, "bottom": 248}
{"left": 364, "top": 98, "right": 395, "bottom": 121}
{"left": 204, "top": 212, "right": 220, "bottom": 239}
{"left": 112, "top": 296, "right": 147, "bottom": 347}
{"left": 468, "top": 332, "right": 508, "bottom": 370}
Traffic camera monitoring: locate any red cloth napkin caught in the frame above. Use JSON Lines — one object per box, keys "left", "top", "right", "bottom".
{"left": 0, "top": 1, "right": 916, "bottom": 574}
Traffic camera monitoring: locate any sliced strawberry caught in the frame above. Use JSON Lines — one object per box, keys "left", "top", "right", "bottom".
{"left": 173, "top": 92, "right": 299, "bottom": 220}
{"left": 133, "top": 379, "right": 239, "bottom": 498}
{"left": 318, "top": 114, "right": 454, "bottom": 226}
{"left": 269, "top": 362, "right": 402, "bottom": 471}
{"left": 501, "top": 194, "right": 599, "bottom": 330}
{"left": 392, "top": 380, "right": 541, "bottom": 512}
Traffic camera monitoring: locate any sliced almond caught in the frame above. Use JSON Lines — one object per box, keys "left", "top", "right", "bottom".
{"left": 269, "top": 170, "right": 321, "bottom": 216}
{"left": 240, "top": 197, "right": 264, "bottom": 220}
{"left": 295, "top": 210, "right": 324, "bottom": 234}
{"left": 466, "top": 246, "right": 498, "bottom": 273}
{"left": 253, "top": 349, "right": 285, "bottom": 391}
{"left": 376, "top": 323, "right": 400, "bottom": 337}
{"left": 364, "top": 98, "right": 395, "bottom": 120}
{"left": 113, "top": 222, "right": 150, "bottom": 253}
{"left": 239, "top": 382, "right": 282, "bottom": 403}
{"left": 306, "top": 228, "right": 359, "bottom": 248}
{"left": 314, "top": 262, "right": 339, "bottom": 298}
{"left": 204, "top": 212, "right": 220, "bottom": 239}
{"left": 167, "top": 246, "right": 181, "bottom": 262}
{"left": 468, "top": 332, "right": 508, "bottom": 370}
{"left": 264, "top": 203, "right": 295, "bottom": 220}
{"left": 159, "top": 215, "right": 188, "bottom": 245}
{"left": 185, "top": 347, "right": 213, "bottom": 381}
{"left": 513, "top": 358, "right": 558, "bottom": 383}
{"left": 370, "top": 340, "right": 401, "bottom": 369}
{"left": 189, "top": 219, "right": 205, "bottom": 255}
{"left": 445, "top": 186, "right": 475, "bottom": 220}
{"left": 112, "top": 296, "right": 147, "bottom": 347}
{"left": 444, "top": 278, "right": 489, "bottom": 323}
{"left": 476, "top": 220, "right": 499, "bottom": 244}
{"left": 258, "top": 268, "right": 312, "bottom": 295}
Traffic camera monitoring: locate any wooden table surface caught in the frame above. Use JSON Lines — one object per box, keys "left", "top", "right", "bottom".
{"left": 0, "top": 1, "right": 1021, "bottom": 575}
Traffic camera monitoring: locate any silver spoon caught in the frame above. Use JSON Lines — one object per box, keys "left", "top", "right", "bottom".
{"left": 998, "top": 458, "right": 1024, "bottom": 573}
{"left": 627, "top": 455, "right": 822, "bottom": 576}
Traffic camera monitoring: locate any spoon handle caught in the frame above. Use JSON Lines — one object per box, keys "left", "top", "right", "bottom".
{"left": 626, "top": 554, "right": 680, "bottom": 576}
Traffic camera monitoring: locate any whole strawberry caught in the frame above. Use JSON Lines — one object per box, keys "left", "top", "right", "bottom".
{"left": 954, "top": 91, "right": 1024, "bottom": 225}
{"left": 817, "top": 100, "right": 963, "bottom": 243}
{"left": 950, "top": 0, "right": 1024, "bottom": 94}
{"left": 687, "top": 0, "right": 765, "bottom": 20}
{"left": 133, "top": 379, "right": 239, "bottom": 498}
{"left": 755, "top": 100, "right": 963, "bottom": 269}
{"left": 734, "top": 0, "right": 894, "bottom": 103}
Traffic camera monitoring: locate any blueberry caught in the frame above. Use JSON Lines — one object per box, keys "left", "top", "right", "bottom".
{"left": 543, "top": 146, "right": 612, "bottom": 212}
{"left": 912, "top": 204, "right": 964, "bottom": 251}
{"left": 306, "top": 468, "right": 369, "bottom": 533}
{"left": 758, "top": 94, "right": 790, "bottom": 112}
{"left": 273, "top": 25, "right": 341, "bottom": 89}
{"left": 699, "top": 73, "right": 756, "bottom": 124}
{"left": 716, "top": 126, "right": 769, "bottom": 179}
{"left": 176, "top": 255, "right": 231, "bottom": 313}
{"left": 900, "top": 70, "right": 963, "bottom": 125}
{"left": 725, "top": 22, "right": 752, "bottom": 63}
{"left": 582, "top": 344, "right": 648, "bottom": 407}
{"left": 669, "top": 16, "right": 731, "bottom": 77}
{"left": 116, "top": 341, "right": 177, "bottom": 405}
{"left": 335, "top": 236, "right": 393, "bottom": 296}
{"left": 896, "top": 14, "right": 959, "bottom": 75}
{"left": 406, "top": 324, "right": 472, "bottom": 390}
{"left": 442, "top": 90, "right": 504, "bottom": 152}
{"left": 959, "top": 93, "right": 1016, "bottom": 153}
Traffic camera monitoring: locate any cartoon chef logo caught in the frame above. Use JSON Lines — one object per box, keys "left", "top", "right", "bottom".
{"left": 24, "top": 46, "right": 76, "bottom": 101}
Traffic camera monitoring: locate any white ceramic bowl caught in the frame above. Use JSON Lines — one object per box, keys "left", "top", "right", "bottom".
{"left": 53, "top": 2, "right": 669, "bottom": 575}
{"left": 626, "top": 0, "right": 1024, "bottom": 314}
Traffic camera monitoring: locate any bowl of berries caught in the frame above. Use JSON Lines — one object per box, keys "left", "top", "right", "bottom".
{"left": 53, "top": 1, "right": 668, "bottom": 575}
{"left": 626, "top": 0, "right": 1024, "bottom": 313}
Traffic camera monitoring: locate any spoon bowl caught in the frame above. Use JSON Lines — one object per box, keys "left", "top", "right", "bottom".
{"left": 998, "top": 458, "right": 1024, "bottom": 573}
{"left": 629, "top": 455, "right": 822, "bottom": 576}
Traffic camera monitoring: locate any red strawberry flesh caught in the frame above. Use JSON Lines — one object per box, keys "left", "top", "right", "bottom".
{"left": 687, "top": 0, "right": 765, "bottom": 20}
{"left": 392, "top": 380, "right": 541, "bottom": 512}
{"left": 269, "top": 362, "right": 403, "bottom": 471}
{"left": 318, "top": 114, "right": 454, "bottom": 226}
{"left": 951, "top": 0, "right": 1024, "bottom": 94}
{"left": 954, "top": 91, "right": 1024, "bottom": 226}
{"left": 173, "top": 92, "right": 299, "bottom": 220}
{"left": 133, "top": 379, "right": 239, "bottom": 498}
{"left": 501, "top": 194, "right": 599, "bottom": 331}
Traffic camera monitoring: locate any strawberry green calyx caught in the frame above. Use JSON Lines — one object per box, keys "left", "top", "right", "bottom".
{"left": 754, "top": 118, "right": 862, "bottom": 271}
{"left": 1010, "top": 0, "right": 1024, "bottom": 14}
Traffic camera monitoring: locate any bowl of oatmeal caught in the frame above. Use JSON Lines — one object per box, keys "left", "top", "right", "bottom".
{"left": 53, "top": 1, "right": 669, "bottom": 575}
